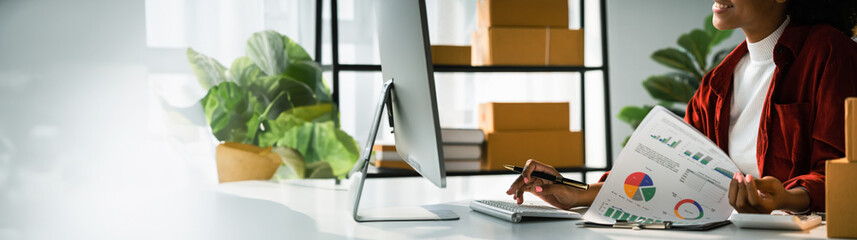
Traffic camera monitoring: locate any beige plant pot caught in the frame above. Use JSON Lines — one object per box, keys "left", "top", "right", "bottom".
{"left": 216, "top": 142, "right": 282, "bottom": 183}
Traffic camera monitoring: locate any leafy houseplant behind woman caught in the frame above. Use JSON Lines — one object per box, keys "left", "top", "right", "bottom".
{"left": 187, "top": 30, "right": 360, "bottom": 182}
{"left": 617, "top": 14, "right": 734, "bottom": 145}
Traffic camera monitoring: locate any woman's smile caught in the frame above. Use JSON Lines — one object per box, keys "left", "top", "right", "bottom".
{"left": 713, "top": 0, "right": 735, "bottom": 14}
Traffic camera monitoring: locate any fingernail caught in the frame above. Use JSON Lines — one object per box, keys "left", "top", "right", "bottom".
{"left": 737, "top": 176, "right": 743, "bottom": 183}
{"left": 535, "top": 186, "right": 543, "bottom": 192}
{"left": 733, "top": 173, "right": 739, "bottom": 179}
{"left": 524, "top": 177, "right": 529, "bottom": 183}
{"left": 745, "top": 175, "right": 752, "bottom": 182}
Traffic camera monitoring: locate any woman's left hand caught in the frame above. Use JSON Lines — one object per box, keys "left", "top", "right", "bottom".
{"left": 728, "top": 173, "right": 810, "bottom": 214}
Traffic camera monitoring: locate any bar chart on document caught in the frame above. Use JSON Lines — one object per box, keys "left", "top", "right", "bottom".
{"left": 583, "top": 106, "right": 739, "bottom": 224}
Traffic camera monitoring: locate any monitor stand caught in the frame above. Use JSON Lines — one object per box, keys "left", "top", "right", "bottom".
{"left": 345, "top": 79, "right": 459, "bottom": 222}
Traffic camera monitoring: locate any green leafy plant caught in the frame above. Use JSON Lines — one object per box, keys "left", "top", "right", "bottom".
{"left": 187, "top": 30, "right": 359, "bottom": 179}
{"left": 617, "top": 14, "right": 735, "bottom": 145}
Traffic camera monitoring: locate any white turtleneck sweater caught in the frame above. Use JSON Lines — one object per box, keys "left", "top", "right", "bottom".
{"left": 728, "top": 17, "right": 790, "bottom": 178}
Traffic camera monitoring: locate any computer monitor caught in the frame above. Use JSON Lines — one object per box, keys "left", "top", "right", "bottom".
{"left": 345, "top": 0, "right": 458, "bottom": 222}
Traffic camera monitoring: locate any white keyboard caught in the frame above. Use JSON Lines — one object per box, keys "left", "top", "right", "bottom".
{"left": 469, "top": 200, "right": 582, "bottom": 223}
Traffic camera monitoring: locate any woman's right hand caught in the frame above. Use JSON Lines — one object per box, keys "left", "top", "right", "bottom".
{"left": 505, "top": 159, "right": 601, "bottom": 209}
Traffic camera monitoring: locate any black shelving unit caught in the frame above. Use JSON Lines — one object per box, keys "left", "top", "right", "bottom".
{"left": 314, "top": 0, "right": 613, "bottom": 182}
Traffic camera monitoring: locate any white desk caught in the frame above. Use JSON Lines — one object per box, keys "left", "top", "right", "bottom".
{"left": 3, "top": 173, "right": 833, "bottom": 239}
{"left": 195, "top": 175, "right": 829, "bottom": 240}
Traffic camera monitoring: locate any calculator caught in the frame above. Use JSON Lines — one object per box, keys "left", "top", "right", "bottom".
{"left": 730, "top": 213, "right": 822, "bottom": 230}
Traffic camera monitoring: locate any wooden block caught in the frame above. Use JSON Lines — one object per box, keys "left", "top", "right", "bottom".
{"left": 826, "top": 158, "right": 857, "bottom": 238}
{"left": 847, "top": 98, "right": 857, "bottom": 162}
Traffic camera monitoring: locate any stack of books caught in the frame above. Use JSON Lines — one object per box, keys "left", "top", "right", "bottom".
{"left": 372, "top": 128, "right": 485, "bottom": 172}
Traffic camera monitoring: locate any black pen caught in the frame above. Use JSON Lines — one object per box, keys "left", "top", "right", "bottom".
{"left": 504, "top": 164, "right": 590, "bottom": 190}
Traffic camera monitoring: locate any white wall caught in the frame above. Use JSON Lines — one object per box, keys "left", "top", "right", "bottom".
{"left": 606, "top": 0, "right": 745, "bottom": 158}
{"left": 0, "top": 0, "right": 225, "bottom": 238}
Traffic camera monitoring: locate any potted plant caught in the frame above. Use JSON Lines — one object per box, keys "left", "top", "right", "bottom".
{"left": 617, "top": 14, "right": 735, "bottom": 145}
{"left": 187, "top": 30, "right": 360, "bottom": 182}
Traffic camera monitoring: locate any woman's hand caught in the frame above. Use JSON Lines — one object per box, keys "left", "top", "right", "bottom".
{"left": 505, "top": 159, "right": 600, "bottom": 209}
{"left": 729, "top": 173, "right": 811, "bottom": 213}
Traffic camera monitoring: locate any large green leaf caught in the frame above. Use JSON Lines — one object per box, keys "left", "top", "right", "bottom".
{"left": 651, "top": 48, "right": 702, "bottom": 80}
{"left": 677, "top": 29, "right": 712, "bottom": 72}
{"left": 257, "top": 113, "right": 307, "bottom": 148}
{"left": 284, "top": 35, "right": 313, "bottom": 62}
{"left": 229, "top": 57, "right": 264, "bottom": 87}
{"left": 243, "top": 75, "right": 318, "bottom": 121}
{"left": 187, "top": 48, "right": 229, "bottom": 90}
{"left": 709, "top": 47, "right": 734, "bottom": 72}
{"left": 265, "top": 75, "right": 318, "bottom": 115}
{"left": 285, "top": 104, "right": 335, "bottom": 122}
{"left": 247, "top": 30, "right": 287, "bottom": 76}
{"left": 667, "top": 107, "right": 687, "bottom": 118}
{"left": 280, "top": 35, "right": 332, "bottom": 103}
{"left": 310, "top": 122, "right": 359, "bottom": 177}
{"left": 664, "top": 72, "right": 700, "bottom": 90}
{"left": 200, "top": 82, "right": 263, "bottom": 143}
{"left": 621, "top": 136, "right": 632, "bottom": 147}
{"left": 258, "top": 113, "right": 359, "bottom": 178}
{"left": 306, "top": 161, "right": 335, "bottom": 179}
{"left": 705, "top": 14, "right": 734, "bottom": 48}
{"left": 643, "top": 74, "right": 697, "bottom": 103}
{"left": 284, "top": 60, "right": 332, "bottom": 103}
{"left": 710, "top": 30, "right": 734, "bottom": 49}
{"left": 271, "top": 146, "right": 306, "bottom": 180}
{"left": 617, "top": 105, "right": 654, "bottom": 129}
{"left": 704, "top": 14, "right": 718, "bottom": 38}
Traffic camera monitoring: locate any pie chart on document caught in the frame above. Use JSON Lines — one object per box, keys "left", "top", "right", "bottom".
{"left": 624, "top": 172, "right": 656, "bottom": 202}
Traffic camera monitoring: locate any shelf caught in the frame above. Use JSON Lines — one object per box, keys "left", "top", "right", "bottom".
{"left": 318, "top": 0, "right": 615, "bottom": 174}
{"left": 368, "top": 166, "right": 610, "bottom": 179}
{"left": 323, "top": 64, "right": 604, "bottom": 73}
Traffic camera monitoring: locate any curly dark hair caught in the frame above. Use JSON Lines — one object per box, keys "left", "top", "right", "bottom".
{"left": 787, "top": 0, "right": 857, "bottom": 37}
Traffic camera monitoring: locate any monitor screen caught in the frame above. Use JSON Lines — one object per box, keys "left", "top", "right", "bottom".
{"left": 375, "top": 0, "right": 446, "bottom": 188}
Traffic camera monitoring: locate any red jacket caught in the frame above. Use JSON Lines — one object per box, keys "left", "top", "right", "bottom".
{"left": 684, "top": 22, "right": 857, "bottom": 212}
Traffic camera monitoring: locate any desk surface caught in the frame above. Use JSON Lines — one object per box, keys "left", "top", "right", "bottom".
{"left": 198, "top": 175, "right": 829, "bottom": 240}
{"left": 23, "top": 174, "right": 830, "bottom": 239}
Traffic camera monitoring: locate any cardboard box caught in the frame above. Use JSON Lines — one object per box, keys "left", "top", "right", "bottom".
{"left": 477, "top": 0, "right": 568, "bottom": 28}
{"left": 431, "top": 45, "right": 471, "bottom": 65}
{"left": 479, "top": 102, "right": 569, "bottom": 132}
{"left": 471, "top": 27, "right": 583, "bottom": 66}
{"left": 826, "top": 158, "right": 857, "bottom": 238}
{"left": 482, "top": 131, "right": 583, "bottom": 170}
{"left": 846, "top": 97, "right": 857, "bottom": 162}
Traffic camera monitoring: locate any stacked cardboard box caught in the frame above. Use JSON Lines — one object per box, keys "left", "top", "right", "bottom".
{"left": 826, "top": 97, "right": 857, "bottom": 238}
{"left": 479, "top": 102, "right": 583, "bottom": 171}
{"left": 431, "top": 45, "right": 471, "bottom": 65}
{"left": 471, "top": 0, "right": 583, "bottom": 66}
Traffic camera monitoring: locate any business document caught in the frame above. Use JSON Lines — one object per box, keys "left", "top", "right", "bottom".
{"left": 584, "top": 106, "right": 744, "bottom": 224}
